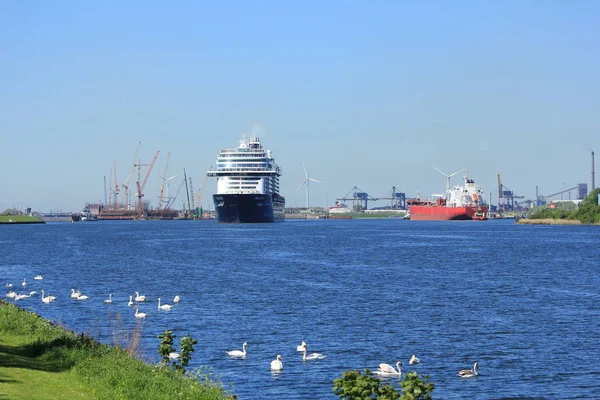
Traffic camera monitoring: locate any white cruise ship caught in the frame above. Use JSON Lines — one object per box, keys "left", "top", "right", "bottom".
{"left": 206, "top": 136, "right": 285, "bottom": 223}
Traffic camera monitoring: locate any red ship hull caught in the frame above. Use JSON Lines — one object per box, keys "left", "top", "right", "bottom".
{"left": 409, "top": 205, "right": 488, "bottom": 221}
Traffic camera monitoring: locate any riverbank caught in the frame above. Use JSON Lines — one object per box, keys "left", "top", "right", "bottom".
{"left": 516, "top": 218, "right": 583, "bottom": 225}
{"left": 0, "top": 300, "right": 230, "bottom": 400}
{"left": 0, "top": 215, "right": 45, "bottom": 224}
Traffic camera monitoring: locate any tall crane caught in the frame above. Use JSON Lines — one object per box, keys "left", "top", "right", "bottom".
{"left": 135, "top": 150, "right": 160, "bottom": 219}
{"left": 376, "top": 186, "right": 407, "bottom": 210}
{"left": 122, "top": 141, "right": 142, "bottom": 210}
{"left": 194, "top": 175, "right": 210, "bottom": 212}
{"left": 497, "top": 173, "right": 524, "bottom": 212}
{"left": 165, "top": 175, "right": 185, "bottom": 211}
{"left": 337, "top": 186, "right": 378, "bottom": 211}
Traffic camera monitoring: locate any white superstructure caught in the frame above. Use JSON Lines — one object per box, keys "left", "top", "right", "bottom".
{"left": 446, "top": 172, "right": 485, "bottom": 207}
{"left": 206, "top": 136, "right": 282, "bottom": 195}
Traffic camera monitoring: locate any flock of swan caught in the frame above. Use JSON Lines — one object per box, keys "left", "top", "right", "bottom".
{"left": 5, "top": 276, "right": 480, "bottom": 379}
{"left": 5, "top": 276, "right": 181, "bottom": 319}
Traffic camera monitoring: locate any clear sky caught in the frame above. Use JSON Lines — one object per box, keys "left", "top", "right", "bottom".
{"left": 1, "top": 1, "right": 599, "bottom": 212}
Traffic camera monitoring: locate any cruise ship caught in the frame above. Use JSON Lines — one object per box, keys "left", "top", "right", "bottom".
{"left": 207, "top": 136, "right": 285, "bottom": 223}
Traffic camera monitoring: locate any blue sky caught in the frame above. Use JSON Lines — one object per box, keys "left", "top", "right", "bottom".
{"left": 1, "top": 1, "right": 599, "bottom": 212}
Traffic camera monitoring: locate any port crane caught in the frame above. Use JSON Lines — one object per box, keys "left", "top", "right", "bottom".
{"left": 376, "top": 187, "right": 407, "bottom": 210}
{"left": 337, "top": 187, "right": 378, "bottom": 211}
{"left": 164, "top": 175, "right": 186, "bottom": 211}
{"left": 134, "top": 150, "right": 160, "bottom": 219}
{"left": 497, "top": 173, "right": 524, "bottom": 212}
{"left": 122, "top": 141, "right": 142, "bottom": 210}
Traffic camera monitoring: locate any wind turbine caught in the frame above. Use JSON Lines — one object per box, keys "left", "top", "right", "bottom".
{"left": 433, "top": 166, "right": 464, "bottom": 199}
{"left": 297, "top": 163, "right": 323, "bottom": 209}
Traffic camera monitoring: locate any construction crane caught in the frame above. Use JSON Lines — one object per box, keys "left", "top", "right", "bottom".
{"left": 376, "top": 186, "right": 407, "bottom": 210}
{"left": 337, "top": 187, "right": 378, "bottom": 211}
{"left": 165, "top": 175, "right": 185, "bottom": 211}
{"left": 194, "top": 175, "right": 210, "bottom": 211}
{"left": 497, "top": 173, "right": 524, "bottom": 212}
{"left": 113, "top": 161, "right": 119, "bottom": 210}
{"left": 122, "top": 141, "right": 142, "bottom": 210}
{"left": 189, "top": 176, "right": 195, "bottom": 211}
{"left": 134, "top": 150, "right": 160, "bottom": 219}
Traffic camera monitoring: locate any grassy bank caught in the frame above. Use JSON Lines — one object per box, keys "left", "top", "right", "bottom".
{"left": 516, "top": 218, "right": 582, "bottom": 225}
{"left": 0, "top": 300, "right": 230, "bottom": 400}
{"left": 0, "top": 214, "right": 45, "bottom": 224}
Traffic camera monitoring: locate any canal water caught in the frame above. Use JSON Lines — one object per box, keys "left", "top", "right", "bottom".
{"left": 1, "top": 219, "right": 599, "bottom": 399}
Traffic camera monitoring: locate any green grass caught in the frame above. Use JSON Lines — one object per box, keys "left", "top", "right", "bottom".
{"left": 0, "top": 214, "right": 45, "bottom": 224}
{"left": 0, "top": 301, "right": 231, "bottom": 400}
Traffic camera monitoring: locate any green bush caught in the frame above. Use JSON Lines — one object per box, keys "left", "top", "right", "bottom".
{"left": 333, "top": 369, "right": 435, "bottom": 400}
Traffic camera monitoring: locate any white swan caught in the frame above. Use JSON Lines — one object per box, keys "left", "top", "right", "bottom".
{"left": 134, "top": 307, "right": 147, "bottom": 318}
{"left": 301, "top": 344, "right": 326, "bottom": 361}
{"left": 376, "top": 361, "right": 402, "bottom": 376}
{"left": 6, "top": 283, "right": 13, "bottom": 288}
{"left": 134, "top": 291, "right": 146, "bottom": 302}
{"left": 227, "top": 342, "right": 248, "bottom": 358}
{"left": 270, "top": 354, "right": 283, "bottom": 371}
{"left": 104, "top": 294, "right": 113, "bottom": 304}
{"left": 77, "top": 293, "right": 89, "bottom": 300}
{"left": 14, "top": 291, "right": 36, "bottom": 301}
{"left": 457, "top": 362, "right": 479, "bottom": 378}
{"left": 128, "top": 295, "right": 134, "bottom": 307}
{"left": 409, "top": 355, "right": 420, "bottom": 365}
{"left": 41, "top": 290, "right": 56, "bottom": 303}
{"left": 168, "top": 352, "right": 180, "bottom": 360}
{"left": 34, "top": 275, "right": 43, "bottom": 280}
{"left": 21, "top": 279, "right": 26, "bottom": 288}
{"left": 173, "top": 295, "right": 181, "bottom": 304}
{"left": 70, "top": 289, "right": 81, "bottom": 299}
{"left": 6, "top": 291, "right": 17, "bottom": 298}
{"left": 158, "top": 298, "right": 173, "bottom": 310}
{"left": 296, "top": 341, "right": 307, "bottom": 351}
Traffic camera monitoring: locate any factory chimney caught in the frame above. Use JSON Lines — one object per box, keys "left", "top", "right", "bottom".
{"left": 592, "top": 151, "right": 596, "bottom": 191}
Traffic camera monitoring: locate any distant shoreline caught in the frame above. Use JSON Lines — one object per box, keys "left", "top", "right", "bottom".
{"left": 0, "top": 215, "right": 45, "bottom": 224}
{"left": 516, "top": 218, "right": 583, "bottom": 225}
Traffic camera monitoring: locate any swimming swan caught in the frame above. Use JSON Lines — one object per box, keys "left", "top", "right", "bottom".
{"left": 168, "top": 352, "right": 180, "bottom": 360}
{"left": 21, "top": 279, "right": 26, "bottom": 288}
{"left": 41, "top": 290, "right": 56, "bottom": 303}
{"left": 301, "top": 344, "right": 326, "bottom": 361}
{"left": 296, "top": 341, "right": 307, "bottom": 351}
{"left": 227, "top": 342, "right": 248, "bottom": 358}
{"left": 457, "top": 362, "right": 479, "bottom": 378}
{"left": 409, "top": 355, "right": 420, "bottom": 365}
{"left": 77, "top": 293, "right": 89, "bottom": 300}
{"left": 70, "top": 289, "right": 81, "bottom": 299}
{"left": 14, "top": 291, "right": 37, "bottom": 301}
{"left": 158, "top": 298, "right": 173, "bottom": 310}
{"left": 270, "top": 354, "right": 283, "bottom": 371}
{"left": 134, "top": 292, "right": 146, "bottom": 302}
{"left": 34, "top": 275, "right": 43, "bottom": 280}
{"left": 173, "top": 295, "right": 181, "bottom": 304}
{"left": 128, "top": 295, "right": 134, "bottom": 307}
{"left": 134, "top": 307, "right": 147, "bottom": 318}
{"left": 104, "top": 294, "right": 113, "bottom": 304}
{"left": 376, "top": 361, "right": 402, "bottom": 376}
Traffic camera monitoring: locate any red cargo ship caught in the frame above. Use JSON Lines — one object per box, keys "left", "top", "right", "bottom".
{"left": 408, "top": 169, "right": 487, "bottom": 221}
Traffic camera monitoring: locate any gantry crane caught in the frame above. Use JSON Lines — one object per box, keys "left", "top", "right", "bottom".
{"left": 337, "top": 187, "right": 378, "bottom": 211}
{"left": 376, "top": 186, "right": 407, "bottom": 210}
{"left": 135, "top": 150, "right": 160, "bottom": 219}
{"left": 497, "top": 173, "right": 524, "bottom": 212}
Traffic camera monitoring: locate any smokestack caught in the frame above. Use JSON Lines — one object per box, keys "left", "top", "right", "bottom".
{"left": 593, "top": 151, "right": 596, "bottom": 191}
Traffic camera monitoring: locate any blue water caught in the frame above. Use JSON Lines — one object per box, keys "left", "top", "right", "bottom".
{"left": 2, "top": 220, "right": 599, "bottom": 399}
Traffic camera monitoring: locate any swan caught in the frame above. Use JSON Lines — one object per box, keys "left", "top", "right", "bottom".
{"left": 296, "top": 341, "right": 307, "bottom": 351}
{"left": 128, "top": 295, "right": 134, "bottom": 307}
{"left": 134, "top": 292, "right": 146, "bottom": 302}
{"left": 301, "top": 344, "right": 326, "bottom": 361}
{"left": 134, "top": 307, "right": 147, "bottom": 318}
{"left": 227, "top": 342, "right": 248, "bottom": 358}
{"left": 409, "top": 355, "right": 420, "bottom": 365}
{"left": 157, "top": 298, "right": 173, "bottom": 310}
{"left": 6, "top": 291, "right": 17, "bottom": 298}
{"left": 376, "top": 361, "right": 402, "bottom": 376}
{"left": 173, "top": 295, "right": 181, "bottom": 304}
{"left": 104, "top": 294, "right": 113, "bottom": 304}
{"left": 77, "top": 293, "right": 89, "bottom": 300}
{"left": 270, "top": 354, "right": 283, "bottom": 371}
{"left": 14, "top": 291, "right": 36, "bottom": 301}
{"left": 41, "top": 290, "right": 56, "bottom": 303}
{"left": 34, "top": 275, "right": 43, "bottom": 280}
{"left": 21, "top": 279, "right": 26, "bottom": 288}
{"left": 6, "top": 283, "right": 13, "bottom": 288}
{"left": 70, "top": 289, "right": 81, "bottom": 299}
{"left": 457, "top": 362, "right": 479, "bottom": 378}
{"left": 168, "top": 352, "right": 180, "bottom": 360}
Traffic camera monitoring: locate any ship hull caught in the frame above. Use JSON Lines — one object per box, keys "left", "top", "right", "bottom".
{"left": 409, "top": 205, "right": 488, "bottom": 221}
{"left": 213, "top": 193, "right": 285, "bottom": 223}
